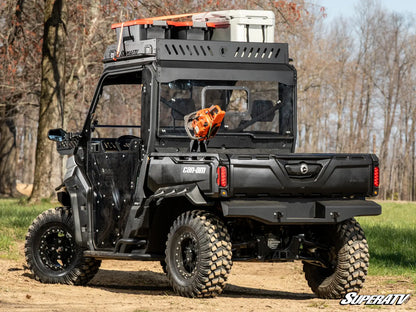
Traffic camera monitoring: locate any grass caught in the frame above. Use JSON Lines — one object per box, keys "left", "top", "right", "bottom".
{"left": 0, "top": 198, "right": 52, "bottom": 259}
{"left": 0, "top": 198, "right": 415, "bottom": 284}
{"left": 357, "top": 201, "right": 416, "bottom": 282}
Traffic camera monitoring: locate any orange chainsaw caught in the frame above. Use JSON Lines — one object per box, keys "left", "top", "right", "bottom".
{"left": 184, "top": 105, "right": 225, "bottom": 141}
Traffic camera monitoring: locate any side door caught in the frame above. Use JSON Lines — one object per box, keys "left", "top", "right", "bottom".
{"left": 86, "top": 70, "right": 144, "bottom": 249}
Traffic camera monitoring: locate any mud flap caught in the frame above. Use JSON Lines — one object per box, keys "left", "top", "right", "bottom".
{"left": 123, "top": 184, "right": 208, "bottom": 239}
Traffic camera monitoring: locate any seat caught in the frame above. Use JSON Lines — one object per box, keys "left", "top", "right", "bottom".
{"left": 171, "top": 98, "right": 196, "bottom": 128}
{"left": 251, "top": 100, "right": 275, "bottom": 122}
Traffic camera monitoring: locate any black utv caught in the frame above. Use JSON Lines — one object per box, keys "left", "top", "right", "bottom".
{"left": 25, "top": 12, "right": 381, "bottom": 299}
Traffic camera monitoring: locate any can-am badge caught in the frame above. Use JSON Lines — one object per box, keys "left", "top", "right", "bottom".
{"left": 300, "top": 163, "right": 309, "bottom": 174}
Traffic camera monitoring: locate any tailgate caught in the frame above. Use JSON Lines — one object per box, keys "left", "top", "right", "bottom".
{"left": 229, "top": 153, "right": 379, "bottom": 198}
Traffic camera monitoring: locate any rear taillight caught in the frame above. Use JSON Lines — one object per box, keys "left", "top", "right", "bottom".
{"left": 216, "top": 166, "right": 227, "bottom": 187}
{"left": 374, "top": 166, "right": 379, "bottom": 188}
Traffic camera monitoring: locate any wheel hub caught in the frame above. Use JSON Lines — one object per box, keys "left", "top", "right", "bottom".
{"left": 174, "top": 232, "right": 199, "bottom": 279}
{"left": 39, "top": 226, "right": 76, "bottom": 271}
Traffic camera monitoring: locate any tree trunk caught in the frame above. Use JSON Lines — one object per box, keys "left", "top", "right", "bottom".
{"left": 30, "top": 0, "right": 67, "bottom": 201}
{"left": 0, "top": 105, "right": 18, "bottom": 197}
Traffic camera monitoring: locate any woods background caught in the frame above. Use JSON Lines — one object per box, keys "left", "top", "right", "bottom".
{"left": 0, "top": 0, "right": 415, "bottom": 201}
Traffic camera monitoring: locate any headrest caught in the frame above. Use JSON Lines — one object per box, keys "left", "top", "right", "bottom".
{"left": 251, "top": 100, "right": 274, "bottom": 122}
{"left": 171, "top": 98, "right": 196, "bottom": 120}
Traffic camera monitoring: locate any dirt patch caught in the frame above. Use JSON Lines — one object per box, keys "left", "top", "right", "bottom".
{"left": 0, "top": 258, "right": 414, "bottom": 312}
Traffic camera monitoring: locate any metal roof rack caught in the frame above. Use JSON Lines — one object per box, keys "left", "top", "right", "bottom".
{"left": 104, "top": 39, "right": 288, "bottom": 65}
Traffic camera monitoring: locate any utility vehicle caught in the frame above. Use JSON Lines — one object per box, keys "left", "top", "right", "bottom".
{"left": 25, "top": 10, "right": 381, "bottom": 299}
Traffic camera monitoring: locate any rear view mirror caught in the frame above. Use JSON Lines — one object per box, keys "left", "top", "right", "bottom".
{"left": 48, "top": 128, "right": 67, "bottom": 142}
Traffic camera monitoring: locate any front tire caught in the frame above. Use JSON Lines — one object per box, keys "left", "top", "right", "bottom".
{"left": 160, "top": 260, "right": 168, "bottom": 274}
{"left": 25, "top": 208, "right": 101, "bottom": 285}
{"left": 165, "top": 210, "right": 232, "bottom": 298}
{"left": 303, "top": 218, "right": 369, "bottom": 299}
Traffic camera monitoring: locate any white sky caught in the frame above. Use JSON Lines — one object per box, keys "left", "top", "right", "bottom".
{"left": 318, "top": 0, "right": 416, "bottom": 20}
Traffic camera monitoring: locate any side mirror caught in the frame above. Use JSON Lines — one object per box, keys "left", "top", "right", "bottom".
{"left": 48, "top": 128, "right": 67, "bottom": 142}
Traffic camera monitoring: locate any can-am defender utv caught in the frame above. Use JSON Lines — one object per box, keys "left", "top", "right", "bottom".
{"left": 25, "top": 10, "right": 381, "bottom": 299}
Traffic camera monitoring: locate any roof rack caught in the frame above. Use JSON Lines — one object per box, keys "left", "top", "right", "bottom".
{"left": 103, "top": 39, "right": 288, "bottom": 65}
{"left": 108, "top": 10, "right": 277, "bottom": 62}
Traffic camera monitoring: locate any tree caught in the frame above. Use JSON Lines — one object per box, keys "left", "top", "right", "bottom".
{"left": 0, "top": 0, "right": 44, "bottom": 196}
{"left": 0, "top": 105, "right": 18, "bottom": 196}
{"left": 30, "top": 0, "right": 68, "bottom": 201}
{"left": 0, "top": 1, "right": 25, "bottom": 197}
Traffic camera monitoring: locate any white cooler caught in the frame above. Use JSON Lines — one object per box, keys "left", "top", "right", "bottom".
{"left": 192, "top": 10, "right": 275, "bottom": 43}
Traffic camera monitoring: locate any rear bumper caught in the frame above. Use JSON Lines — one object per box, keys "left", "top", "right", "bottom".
{"left": 221, "top": 199, "right": 381, "bottom": 224}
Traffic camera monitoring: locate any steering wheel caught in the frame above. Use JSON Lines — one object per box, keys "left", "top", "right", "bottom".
{"left": 116, "top": 135, "right": 141, "bottom": 151}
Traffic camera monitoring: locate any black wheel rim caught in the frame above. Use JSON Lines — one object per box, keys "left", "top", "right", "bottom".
{"left": 327, "top": 247, "right": 338, "bottom": 270}
{"left": 312, "top": 245, "right": 338, "bottom": 280}
{"left": 38, "top": 225, "right": 76, "bottom": 271}
{"left": 173, "top": 230, "right": 199, "bottom": 279}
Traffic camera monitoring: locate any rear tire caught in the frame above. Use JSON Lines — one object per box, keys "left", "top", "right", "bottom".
{"left": 25, "top": 208, "right": 101, "bottom": 285}
{"left": 165, "top": 210, "right": 232, "bottom": 298}
{"left": 303, "top": 218, "right": 369, "bottom": 299}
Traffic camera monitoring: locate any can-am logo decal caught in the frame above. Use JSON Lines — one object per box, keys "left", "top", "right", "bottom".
{"left": 182, "top": 166, "right": 207, "bottom": 174}
{"left": 340, "top": 292, "right": 411, "bottom": 305}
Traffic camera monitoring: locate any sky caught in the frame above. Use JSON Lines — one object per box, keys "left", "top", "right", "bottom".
{"left": 318, "top": 0, "right": 416, "bottom": 21}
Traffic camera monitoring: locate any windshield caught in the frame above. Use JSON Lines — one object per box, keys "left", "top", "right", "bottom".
{"left": 159, "top": 80, "right": 293, "bottom": 138}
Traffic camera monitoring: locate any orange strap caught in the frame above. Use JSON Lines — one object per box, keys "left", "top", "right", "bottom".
{"left": 147, "top": 12, "right": 200, "bottom": 21}
{"left": 111, "top": 12, "right": 201, "bottom": 29}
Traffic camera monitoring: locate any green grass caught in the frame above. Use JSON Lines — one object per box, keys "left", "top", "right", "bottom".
{"left": 357, "top": 201, "right": 416, "bottom": 282}
{"left": 0, "top": 198, "right": 52, "bottom": 259}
